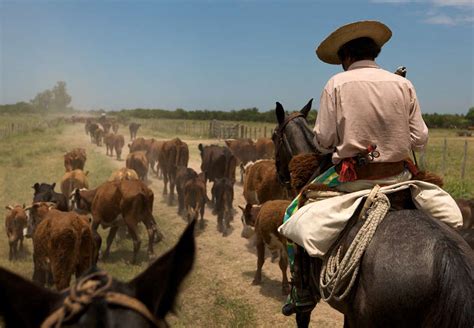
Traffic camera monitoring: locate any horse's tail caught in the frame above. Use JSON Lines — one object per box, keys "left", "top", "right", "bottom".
{"left": 425, "top": 237, "right": 474, "bottom": 328}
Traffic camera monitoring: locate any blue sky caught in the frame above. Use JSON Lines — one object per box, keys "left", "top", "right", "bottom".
{"left": 1, "top": 0, "right": 473, "bottom": 114}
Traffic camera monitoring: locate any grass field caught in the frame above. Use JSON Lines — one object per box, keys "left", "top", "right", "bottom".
{"left": 0, "top": 114, "right": 472, "bottom": 327}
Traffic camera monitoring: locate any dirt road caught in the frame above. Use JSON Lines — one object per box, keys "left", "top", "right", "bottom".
{"left": 68, "top": 124, "right": 343, "bottom": 327}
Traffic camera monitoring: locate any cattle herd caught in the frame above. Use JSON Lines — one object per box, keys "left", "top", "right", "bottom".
{"left": 3, "top": 115, "right": 474, "bottom": 327}
{"left": 3, "top": 115, "right": 304, "bottom": 299}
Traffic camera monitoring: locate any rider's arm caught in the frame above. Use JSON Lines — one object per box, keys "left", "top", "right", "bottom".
{"left": 313, "top": 88, "right": 338, "bottom": 154}
{"left": 407, "top": 85, "right": 428, "bottom": 151}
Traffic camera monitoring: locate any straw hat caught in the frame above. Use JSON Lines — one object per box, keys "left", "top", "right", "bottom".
{"left": 316, "top": 20, "right": 392, "bottom": 65}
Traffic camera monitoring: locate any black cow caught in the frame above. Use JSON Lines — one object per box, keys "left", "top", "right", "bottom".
{"left": 32, "top": 183, "right": 68, "bottom": 212}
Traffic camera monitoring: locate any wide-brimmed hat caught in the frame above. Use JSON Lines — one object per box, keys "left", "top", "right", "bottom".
{"left": 316, "top": 20, "right": 392, "bottom": 65}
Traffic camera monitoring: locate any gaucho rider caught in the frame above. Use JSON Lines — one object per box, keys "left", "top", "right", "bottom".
{"left": 280, "top": 20, "right": 462, "bottom": 315}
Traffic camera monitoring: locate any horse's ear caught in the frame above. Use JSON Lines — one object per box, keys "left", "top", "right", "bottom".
{"left": 0, "top": 266, "right": 61, "bottom": 327}
{"left": 275, "top": 102, "right": 286, "bottom": 125}
{"left": 198, "top": 144, "right": 203, "bottom": 152}
{"left": 130, "top": 220, "right": 196, "bottom": 319}
{"left": 300, "top": 98, "right": 313, "bottom": 118}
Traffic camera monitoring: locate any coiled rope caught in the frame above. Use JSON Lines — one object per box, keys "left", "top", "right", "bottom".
{"left": 319, "top": 185, "right": 390, "bottom": 302}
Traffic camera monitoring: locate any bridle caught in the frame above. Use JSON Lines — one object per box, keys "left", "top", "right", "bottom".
{"left": 272, "top": 112, "right": 310, "bottom": 189}
{"left": 41, "top": 271, "right": 164, "bottom": 328}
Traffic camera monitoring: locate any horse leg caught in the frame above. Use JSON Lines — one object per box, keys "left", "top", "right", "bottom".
{"left": 252, "top": 236, "right": 265, "bottom": 285}
{"left": 280, "top": 250, "right": 290, "bottom": 295}
{"left": 296, "top": 312, "right": 311, "bottom": 328}
{"left": 102, "top": 226, "right": 118, "bottom": 260}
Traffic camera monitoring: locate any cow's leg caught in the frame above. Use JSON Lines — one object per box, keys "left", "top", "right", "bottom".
{"left": 200, "top": 202, "right": 205, "bottom": 229}
{"left": 168, "top": 174, "right": 176, "bottom": 205}
{"left": 8, "top": 243, "right": 13, "bottom": 261}
{"left": 177, "top": 187, "right": 184, "bottom": 215}
{"left": 162, "top": 172, "right": 169, "bottom": 195}
{"left": 143, "top": 219, "right": 155, "bottom": 259}
{"left": 253, "top": 236, "right": 265, "bottom": 285}
{"left": 103, "top": 226, "right": 119, "bottom": 260}
{"left": 127, "top": 224, "right": 141, "bottom": 264}
{"left": 19, "top": 236, "right": 24, "bottom": 252}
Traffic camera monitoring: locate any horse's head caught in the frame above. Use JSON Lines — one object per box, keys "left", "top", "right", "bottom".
{"left": 272, "top": 99, "right": 317, "bottom": 189}
{"left": 0, "top": 221, "right": 196, "bottom": 328}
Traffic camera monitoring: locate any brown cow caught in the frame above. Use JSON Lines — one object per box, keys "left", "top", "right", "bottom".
{"left": 60, "top": 169, "right": 89, "bottom": 208}
{"left": 112, "top": 121, "right": 120, "bottom": 134}
{"left": 4, "top": 205, "right": 27, "bottom": 261}
{"left": 71, "top": 180, "right": 162, "bottom": 263}
{"left": 128, "top": 137, "right": 147, "bottom": 152}
{"left": 149, "top": 140, "right": 164, "bottom": 178}
{"left": 211, "top": 177, "right": 234, "bottom": 236}
{"left": 0, "top": 221, "right": 195, "bottom": 328}
{"left": 26, "top": 203, "right": 96, "bottom": 290}
{"left": 255, "top": 137, "right": 275, "bottom": 159}
{"left": 159, "top": 138, "right": 189, "bottom": 205}
{"left": 102, "top": 121, "right": 112, "bottom": 134}
{"left": 225, "top": 139, "right": 257, "bottom": 183}
{"left": 456, "top": 198, "right": 474, "bottom": 230}
{"left": 104, "top": 132, "right": 115, "bottom": 157}
{"left": 243, "top": 160, "right": 289, "bottom": 205}
{"left": 239, "top": 200, "right": 291, "bottom": 295}
{"left": 94, "top": 125, "right": 105, "bottom": 146}
{"left": 126, "top": 151, "right": 149, "bottom": 181}
{"left": 108, "top": 168, "right": 139, "bottom": 182}
{"left": 176, "top": 166, "right": 198, "bottom": 215}
{"left": 199, "top": 144, "right": 237, "bottom": 187}
{"left": 64, "top": 148, "right": 87, "bottom": 172}
{"left": 184, "top": 175, "right": 206, "bottom": 229}
{"left": 114, "top": 134, "right": 125, "bottom": 160}
{"left": 129, "top": 122, "right": 141, "bottom": 140}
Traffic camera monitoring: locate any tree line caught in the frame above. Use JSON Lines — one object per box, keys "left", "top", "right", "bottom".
{"left": 0, "top": 81, "right": 72, "bottom": 113}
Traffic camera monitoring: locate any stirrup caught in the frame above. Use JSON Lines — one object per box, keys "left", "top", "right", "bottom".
{"left": 281, "top": 285, "right": 316, "bottom": 316}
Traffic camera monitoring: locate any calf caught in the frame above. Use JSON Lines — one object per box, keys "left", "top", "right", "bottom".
{"left": 184, "top": 175, "right": 206, "bottom": 229}
{"left": 126, "top": 151, "right": 149, "bottom": 181}
{"left": 176, "top": 166, "right": 198, "bottom": 215}
{"left": 32, "top": 182, "right": 68, "bottom": 212}
{"left": 243, "top": 160, "right": 289, "bottom": 205}
{"left": 25, "top": 202, "right": 97, "bottom": 290}
{"left": 211, "top": 177, "right": 234, "bottom": 236}
{"left": 4, "top": 205, "right": 27, "bottom": 261}
{"left": 239, "top": 200, "right": 291, "bottom": 295}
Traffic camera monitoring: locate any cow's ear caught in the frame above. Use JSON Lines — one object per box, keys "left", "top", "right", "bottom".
{"left": 32, "top": 183, "right": 40, "bottom": 192}
{"left": 85, "top": 171, "right": 89, "bottom": 176}
{"left": 300, "top": 98, "right": 313, "bottom": 118}
{"left": 198, "top": 144, "right": 203, "bottom": 152}
{"left": 5, "top": 205, "right": 13, "bottom": 211}
{"left": 275, "top": 102, "right": 285, "bottom": 125}
{"left": 129, "top": 220, "right": 195, "bottom": 319}
{"left": 0, "top": 267, "right": 62, "bottom": 327}
{"left": 224, "top": 140, "right": 231, "bottom": 147}
{"left": 238, "top": 205, "right": 245, "bottom": 212}
{"left": 51, "top": 183, "right": 56, "bottom": 190}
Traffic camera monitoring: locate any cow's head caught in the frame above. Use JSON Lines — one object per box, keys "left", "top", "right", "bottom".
{"left": 70, "top": 188, "right": 92, "bottom": 214}
{"left": 239, "top": 204, "right": 260, "bottom": 239}
{"left": 24, "top": 202, "right": 56, "bottom": 238}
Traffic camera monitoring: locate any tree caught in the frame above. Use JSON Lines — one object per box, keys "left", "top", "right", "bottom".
{"left": 30, "top": 90, "right": 53, "bottom": 111}
{"left": 51, "top": 81, "right": 72, "bottom": 111}
{"left": 466, "top": 107, "right": 474, "bottom": 126}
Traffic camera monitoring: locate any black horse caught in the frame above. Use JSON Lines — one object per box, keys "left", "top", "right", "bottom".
{"left": 273, "top": 100, "right": 474, "bottom": 327}
{"left": 0, "top": 221, "right": 196, "bottom": 328}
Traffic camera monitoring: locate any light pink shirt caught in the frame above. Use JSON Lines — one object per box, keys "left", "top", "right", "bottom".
{"left": 313, "top": 60, "right": 428, "bottom": 164}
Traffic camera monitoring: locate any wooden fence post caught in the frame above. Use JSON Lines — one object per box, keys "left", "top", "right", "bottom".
{"left": 461, "top": 140, "right": 468, "bottom": 179}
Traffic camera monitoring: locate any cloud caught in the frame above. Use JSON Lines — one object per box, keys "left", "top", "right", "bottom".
{"left": 370, "top": 0, "right": 474, "bottom": 25}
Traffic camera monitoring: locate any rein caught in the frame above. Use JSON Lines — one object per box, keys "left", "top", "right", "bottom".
{"left": 41, "top": 271, "right": 163, "bottom": 328}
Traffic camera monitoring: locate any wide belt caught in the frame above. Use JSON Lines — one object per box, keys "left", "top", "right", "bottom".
{"left": 336, "top": 161, "right": 406, "bottom": 181}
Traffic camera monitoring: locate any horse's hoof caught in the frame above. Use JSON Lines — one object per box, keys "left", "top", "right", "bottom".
{"left": 282, "top": 284, "right": 291, "bottom": 295}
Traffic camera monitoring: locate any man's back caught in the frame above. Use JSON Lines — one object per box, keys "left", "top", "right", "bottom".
{"left": 314, "top": 60, "right": 428, "bottom": 164}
